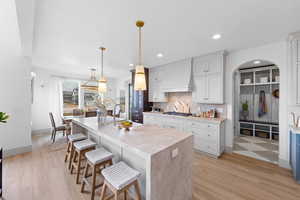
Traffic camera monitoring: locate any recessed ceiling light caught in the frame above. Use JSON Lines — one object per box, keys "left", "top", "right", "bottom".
{"left": 157, "top": 53, "right": 164, "bottom": 58}
{"left": 129, "top": 63, "right": 134, "bottom": 67}
{"left": 212, "top": 34, "right": 221, "bottom": 40}
{"left": 254, "top": 60, "right": 261, "bottom": 64}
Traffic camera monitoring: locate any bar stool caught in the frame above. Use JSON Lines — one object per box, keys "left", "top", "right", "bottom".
{"left": 100, "top": 161, "right": 142, "bottom": 200}
{"left": 71, "top": 139, "right": 97, "bottom": 184}
{"left": 64, "top": 133, "right": 87, "bottom": 170}
{"left": 81, "top": 148, "right": 113, "bottom": 200}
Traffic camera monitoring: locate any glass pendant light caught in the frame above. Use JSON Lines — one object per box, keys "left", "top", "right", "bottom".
{"left": 98, "top": 47, "right": 107, "bottom": 93}
{"left": 81, "top": 68, "right": 98, "bottom": 91}
{"left": 134, "top": 20, "right": 147, "bottom": 91}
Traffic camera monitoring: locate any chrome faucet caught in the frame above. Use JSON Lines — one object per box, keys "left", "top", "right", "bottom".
{"left": 113, "top": 104, "right": 120, "bottom": 125}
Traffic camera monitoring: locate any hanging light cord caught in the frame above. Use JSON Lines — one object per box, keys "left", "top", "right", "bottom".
{"left": 101, "top": 48, "right": 104, "bottom": 78}
{"left": 138, "top": 27, "right": 142, "bottom": 65}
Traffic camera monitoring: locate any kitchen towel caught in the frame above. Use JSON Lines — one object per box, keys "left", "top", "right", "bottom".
{"left": 258, "top": 90, "right": 267, "bottom": 117}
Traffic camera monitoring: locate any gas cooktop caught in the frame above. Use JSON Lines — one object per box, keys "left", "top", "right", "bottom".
{"left": 162, "top": 112, "right": 192, "bottom": 117}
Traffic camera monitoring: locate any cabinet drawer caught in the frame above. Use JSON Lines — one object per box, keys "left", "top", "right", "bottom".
{"left": 191, "top": 128, "right": 217, "bottom": 141}
{"left": 194, "top": 137, "right": 218, "bottom": 155}
{"left": 187, "top": 121, "right": 218, "bottom": 133}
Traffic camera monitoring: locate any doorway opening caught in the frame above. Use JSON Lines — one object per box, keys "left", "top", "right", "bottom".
{"left": 233, "top": 60, "right": 279, "bottom": 164}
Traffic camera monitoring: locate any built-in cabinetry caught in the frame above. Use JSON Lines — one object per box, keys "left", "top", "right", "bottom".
{"left": 192, "top": 51, "right": 225, "bottom": 104}
{"left": 238, "top": 66, "right": 279, "bottom": 140}
{"left": 289, "top": 33, "right": 300, "bottom": 104}
{"left": 143, "top": 112, "right": 225, "bottom": 157}
{"left": 290, "top": 128, "right": 300, "bottom": 184}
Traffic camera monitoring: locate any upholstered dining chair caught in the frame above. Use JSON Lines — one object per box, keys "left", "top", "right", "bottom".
{"left": 49, "top": 112, "right": 71, "bottom": 143}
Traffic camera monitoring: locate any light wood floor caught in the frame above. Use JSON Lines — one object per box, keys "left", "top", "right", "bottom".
{"left": 2, "top": 133, "right": 300, "bottom": 200}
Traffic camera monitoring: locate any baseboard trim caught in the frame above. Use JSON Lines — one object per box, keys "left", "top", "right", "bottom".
{"left": 225, "top": 146, "right": 233, "bottom": 153}
{"left": 279, "top": 158, "right": 291, "bottom": 169}
{"left": 31, "top": 128, "right": 51, "bottom": 135}
{"left": 3, "top": 145, "right": 32, "bottom": 158}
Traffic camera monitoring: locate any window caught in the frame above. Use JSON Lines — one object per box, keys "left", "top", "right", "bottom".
{"left": 84, "top": 90, "right": 98, "bottom": 110}
{"left": 62, "top": 80, "right": 79, "bottom": 116}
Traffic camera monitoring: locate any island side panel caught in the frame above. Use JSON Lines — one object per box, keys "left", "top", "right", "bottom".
{"left": 72, "top": 121, "right": 88, "bottom": 135}
{"left": 150, "top": 136, "right": 193, "bottom": 200}
{"left": 122, "top": 149, "right": 149, "bottom": 200}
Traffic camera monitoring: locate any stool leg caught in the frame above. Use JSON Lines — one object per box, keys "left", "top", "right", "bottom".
{"left": 114, "top": 191, "right": 118, "bottom": 200}
{"left": 80, "top": 162, "right": 89, "bottom": 193}
{"left": 134, "top": 180, "right": 142, "bottom": 200}
{"left": 76, "top": 151, "right": 83, "bottom": 184}
{"left": 64, "top": 142, "right": 70, "bottom": 162}
{"left": 68, "top": 145, "right": 74, "bottom": 170}
{"left": 100, "top": 182, "right": 107, "bottom": 200}
{"left": 91, "top": 165, "right": 97, "bottom": 200}
{"left": 124, "top": 190, "right": 127, "bottom": 200}
{"left": 71, "top": 150, "right": 77, "bottom": 174}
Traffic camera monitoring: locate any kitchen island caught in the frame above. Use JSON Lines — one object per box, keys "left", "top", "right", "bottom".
{"left": 72, "top": 117, "right": 193, "bottom": 200}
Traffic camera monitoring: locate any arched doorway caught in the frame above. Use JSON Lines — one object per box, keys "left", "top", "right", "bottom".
{"left": 232, "top": 59, "right": 280, "bottom": 164}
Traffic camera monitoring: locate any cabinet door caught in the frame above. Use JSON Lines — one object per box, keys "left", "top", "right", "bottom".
{"left": 193, "top": 58, "right": 209, "bottom": 76}
{"left": 192, "top": 75, "right": 208, "bottom": 102}
{"left": 207, "top": 73, "right": 223, "bottom": 103}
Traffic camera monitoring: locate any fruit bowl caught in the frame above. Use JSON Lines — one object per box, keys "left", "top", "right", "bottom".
{"left": 119, "top": 121, "right": 133, "bottom": 131}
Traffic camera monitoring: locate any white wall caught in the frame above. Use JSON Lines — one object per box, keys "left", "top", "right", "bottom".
{"left": 31, "top": 68, "right": 121, "bottom": 132}
{"left": 225, "top": 41, "right": 289, "bottom": 167}
{"left": 31, "top": 68, "right": 60, "bottom": 132}
{"left": 0, "top": 0, "right": 32, "bottom": 155}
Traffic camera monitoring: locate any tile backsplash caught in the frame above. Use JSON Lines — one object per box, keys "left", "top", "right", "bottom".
{"left": 153, "top": 92, "right": 226, "bottom": 118}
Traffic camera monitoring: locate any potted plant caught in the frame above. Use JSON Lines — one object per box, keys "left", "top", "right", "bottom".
{"left": 241, "top": 101, "right": 249, "bottom": 120}
{"left": 0, "top": 112, "right": 9, "bottom": 123}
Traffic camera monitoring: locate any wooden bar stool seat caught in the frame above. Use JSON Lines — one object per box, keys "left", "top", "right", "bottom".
{"left": 71, "top": 139, "right": 96, "bottom": 184}
{"left": 100, "top": 161, "right": 142, "bottom": 200}
{"left": 64, "top": 133, "right": 87, "bottom": 170}
{"left": 81, "top": 148, "right": 113, "bottom": 200}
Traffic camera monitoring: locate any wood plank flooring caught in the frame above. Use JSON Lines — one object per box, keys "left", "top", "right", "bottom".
{"left": 2, "top": 133, "right": 300, "bottom": 200}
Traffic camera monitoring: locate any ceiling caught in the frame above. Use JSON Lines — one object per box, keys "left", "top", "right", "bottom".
{"left": 30, "top": 0, "right": 300, "bottom": 79}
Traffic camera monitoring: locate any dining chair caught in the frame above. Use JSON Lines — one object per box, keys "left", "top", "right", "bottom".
{"left": 49, "top": 112, "right": 71, "bottom": 143}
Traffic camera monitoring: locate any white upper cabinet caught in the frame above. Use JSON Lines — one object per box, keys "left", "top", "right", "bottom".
{"left": 193, "top": 53, "right": 222, "bottom": 76}
{"left": 192, "top": 51, "right": 225, "bottom": 104}
{"left": 149, "top": 67, "right": 168, "bottom": 102}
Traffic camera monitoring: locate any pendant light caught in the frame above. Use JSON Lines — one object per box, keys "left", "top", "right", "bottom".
{"left": 81, "top": 68, "right": 98, "bottom": 91}
{"left": 98, "top": 47, "right": 107, "bottom": 93}
{"left": 134, "top": 20, "right": 147, "bottom": 91}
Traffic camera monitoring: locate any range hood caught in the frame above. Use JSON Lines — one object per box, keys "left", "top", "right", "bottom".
{"left": 161, "top": 58, "right": 192, "bottom": 93}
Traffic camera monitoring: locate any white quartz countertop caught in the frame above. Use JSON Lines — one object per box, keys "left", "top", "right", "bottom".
{"left": 72, "top": 117, "right": 192, "bottom": 157}
{"left": 143, "top": 112, "right": 226, "bottom": 124}
{"left": 290, "top": 126, "right": 300, "bottom": 134}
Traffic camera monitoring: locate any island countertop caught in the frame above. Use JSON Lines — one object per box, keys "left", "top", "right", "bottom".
{"left": 72, "top": 117, "right": 192, "bottom": 157}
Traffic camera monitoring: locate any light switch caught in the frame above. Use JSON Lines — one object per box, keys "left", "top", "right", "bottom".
{"left": 171, "top": 148, "right": 179, "bottom": 159}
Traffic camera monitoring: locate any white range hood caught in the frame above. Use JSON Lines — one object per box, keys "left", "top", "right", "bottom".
{"left": 161, "top": 58, "right": 192, "bottom": 93}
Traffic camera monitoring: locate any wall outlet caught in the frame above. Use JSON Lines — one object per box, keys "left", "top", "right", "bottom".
{"left": 171, "top": 148, "right": 179, "bottom": 159}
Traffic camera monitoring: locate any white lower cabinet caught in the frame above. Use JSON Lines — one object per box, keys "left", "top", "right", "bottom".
{"left": 143, "top": 112, "right": 225, "bottom": 157}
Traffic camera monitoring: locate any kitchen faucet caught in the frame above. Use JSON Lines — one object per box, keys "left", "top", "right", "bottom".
{"left": 113, "top": 104, "right": 120, "bottom": 125}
